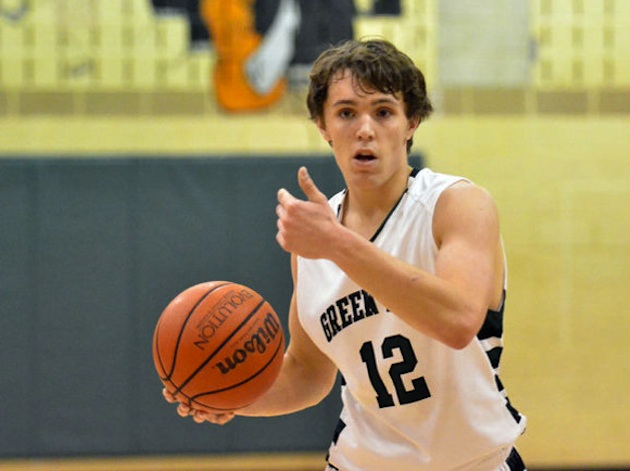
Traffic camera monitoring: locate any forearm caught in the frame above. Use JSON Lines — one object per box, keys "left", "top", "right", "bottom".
{"left": 237, "top": 350, "right": 336, "bottom": 417}
{"left": 328, "top": 228, "right": 484, "bottom": 349}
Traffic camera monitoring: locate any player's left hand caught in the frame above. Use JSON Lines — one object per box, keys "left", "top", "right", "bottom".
{"left": 162, "top": 388, "right": 235, "bottom": 425}
{"left": 276, "top": 167, "right": 341, "bottom": 259}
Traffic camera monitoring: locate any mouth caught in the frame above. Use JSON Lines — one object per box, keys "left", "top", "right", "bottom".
{"left": 353, "top": 150, "right": 377, "bottom": 162}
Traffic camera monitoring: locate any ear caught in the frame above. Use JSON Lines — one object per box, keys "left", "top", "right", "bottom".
{"left": 316, "top": 117, "right": 331, "bottom": 142}
{"left": 406, "top": 117, "right": 420, "bottom": 141}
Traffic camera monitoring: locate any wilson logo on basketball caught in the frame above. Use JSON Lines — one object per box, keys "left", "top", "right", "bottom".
{"left": 194, "top": 289, "right": 254, "bottom": 349}
{"left": 214, "top": 312, "right": 282, "bottom": 375}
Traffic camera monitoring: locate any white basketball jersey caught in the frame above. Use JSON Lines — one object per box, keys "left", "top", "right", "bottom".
{"left": 297, "top": 168, "right": 526, "bottom": 471}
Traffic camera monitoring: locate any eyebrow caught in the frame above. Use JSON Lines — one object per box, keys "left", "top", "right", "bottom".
{"left": 331, "top": 97, "right": 400, "bottom": 108}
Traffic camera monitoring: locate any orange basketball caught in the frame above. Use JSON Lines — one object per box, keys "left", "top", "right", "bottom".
{"left": 152, "top": 281, "right": 284, "bottom": 412}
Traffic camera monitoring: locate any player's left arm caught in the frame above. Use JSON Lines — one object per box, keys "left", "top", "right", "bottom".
{"left": 430, "top": 182, "right": 505, "bottom": 342}
{"left": 335, "top": 181, "right": 504, "bottom": 350}
{"left": 277, "top": 168, "right": 504, "bottom": 350}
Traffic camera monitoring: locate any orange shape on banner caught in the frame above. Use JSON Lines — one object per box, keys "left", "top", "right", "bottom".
{"left": 201, "top": 0, "right": 287, "bottom": 112}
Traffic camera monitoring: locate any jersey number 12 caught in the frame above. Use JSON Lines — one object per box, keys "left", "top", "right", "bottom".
{"left": 360, "top": 334, "right": 431, "bottom": 408}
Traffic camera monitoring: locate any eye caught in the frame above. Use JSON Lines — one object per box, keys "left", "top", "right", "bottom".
{"left": 376, "top": 108, "right": 393, "bottom": 118}
{"left": 338, "top": 108, "right": 355, "bottom": 119}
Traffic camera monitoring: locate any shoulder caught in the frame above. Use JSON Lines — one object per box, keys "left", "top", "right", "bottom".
{"left": 438, "top": 180, "right": 496, "bottom": 211}
{"left": 407, "top": 168, "right": 469, "bottom": 207}
{"left": 433, "top": 181, "right": 500, "bottom": 247}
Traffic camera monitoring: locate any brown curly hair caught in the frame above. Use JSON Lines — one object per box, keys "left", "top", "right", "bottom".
{"left": 307, "top": 39, "right": 433, "bottom": 153}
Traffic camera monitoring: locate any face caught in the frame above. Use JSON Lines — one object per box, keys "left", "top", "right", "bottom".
{"left": 317, "top": 70, "right": 419, "bottom": 192}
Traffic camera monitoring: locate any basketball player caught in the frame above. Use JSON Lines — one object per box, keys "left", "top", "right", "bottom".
{"left": 165, "top": 39, "right": 527, "bottom": 470}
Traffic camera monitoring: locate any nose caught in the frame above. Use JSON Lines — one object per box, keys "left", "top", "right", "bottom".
{"left": 356, "top": 114, "right": 374, "bottom": 141}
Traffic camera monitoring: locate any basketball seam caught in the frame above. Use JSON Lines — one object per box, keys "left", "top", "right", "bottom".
{"left": 190, "top": 329, "right": 284, "bottom": 401}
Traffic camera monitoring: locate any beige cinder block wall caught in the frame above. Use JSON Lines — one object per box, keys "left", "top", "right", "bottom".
{"left": 418, "top": 116, "right": 630, "bottom": 468}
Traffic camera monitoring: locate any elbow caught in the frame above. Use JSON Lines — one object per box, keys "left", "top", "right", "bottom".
{"left": 442, "top": 307, "right": 484, "bottom": 350}
{"left": 445, "top": 333, "right": 475, "bottom": 350}
{"left": 284, "top": 351, "right": 337, "bottom": 408}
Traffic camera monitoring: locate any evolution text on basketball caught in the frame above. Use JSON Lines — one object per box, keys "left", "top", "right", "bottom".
{"left": 194, "top": 288, "right": 254, "bottom": 350}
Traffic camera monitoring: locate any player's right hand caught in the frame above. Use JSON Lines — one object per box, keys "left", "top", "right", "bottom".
{"left": 276, "top": 167, "right": 339, "bottom": 259}
{"left": 162, "top": 388, "right": 236, "bottom": 425}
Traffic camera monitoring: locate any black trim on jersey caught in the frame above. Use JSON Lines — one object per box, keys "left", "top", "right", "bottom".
{"left": 477, "top": 291, "right": 524, "bottom": 425}
{"left": 477, "top": 291, "right": 505, "bottom": 340}
{"left": 334, "top": 168, "right": 422, "bottom": 242}
{"left": 335, "top": 190, "right": 347, "bottom": 218}
{"left": 369, "top": 189, "right": 407, "bottom": 242}
{"left": 331, "top": 418, "right": 346, "bottom": 445}
{"left": 325, "top": 457, "right": 341, "bottom": 471}
{"left": 370, "top": 167, "right": 420, "bottom": 242}
{"left": 506, "top": 398, "right": 523, "bottom": 424}
{"left": 476, "top": 292, "right": 505, "bottom": 345}
{"left": 486, "top": 346, "right": 503, "bottom": 369}
{"left": 506, "top": 447, "right": 527, "bottom": 470}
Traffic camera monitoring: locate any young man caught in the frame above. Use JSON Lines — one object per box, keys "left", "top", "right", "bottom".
{"left": 165, "top": 39, "right": 527, "bottom": 470}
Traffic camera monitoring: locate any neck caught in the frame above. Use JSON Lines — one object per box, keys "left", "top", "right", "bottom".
{"left": 340, "top": 166, "right": 411, "bottom": 238}
{"left": 350, "top": 166, "right": 411, "bottom": 212}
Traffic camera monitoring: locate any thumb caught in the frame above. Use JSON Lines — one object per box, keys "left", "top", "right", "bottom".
{"left": 298, "top": 167, "right": 328, "bottom": 204}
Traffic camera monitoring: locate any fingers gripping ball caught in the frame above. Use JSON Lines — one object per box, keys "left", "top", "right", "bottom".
{"left": 153, "top": 281, "right": 285, "bottom": 412}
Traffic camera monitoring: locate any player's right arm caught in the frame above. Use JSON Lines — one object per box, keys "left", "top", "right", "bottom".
{"left": 239, "top": 278, "right": 338, "bottom": 416}
{"left": 168, "top": 254, "right": 338, "bottom": 424}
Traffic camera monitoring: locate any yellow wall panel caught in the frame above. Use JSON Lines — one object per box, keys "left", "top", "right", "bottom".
{"left": 31, "top": 55, "right": 59, "bottom": 86}
{"left": 131, "top": 58, "right": 158, "bottom": 89}
{"left": 97, "top": 23, "right": 125, "bottom": 57}
{"left": 614, "top": 57, "right": 630, "bottom": 85}
{"left": 530, "top": 0, "right": 628, "bottom": 88}
{"left": 28, "top": 0, "right": 57, "bottom": 24}
{"left": 94, "top": 0, "right": 125, "bottom": 22}
{"left": 60, "top": 56, "right": 97, "bottom": 88}
{"left": 582, "top": 0, "right": 605, "bottom": 22}
{"left": 154, "top": 19, "right": 188, "bottom": 58}
{"left": 0, "top": 23, "right": 24, "bottom": 57}
{"left": 0, "top": 57, "right": 24, "bottom": 86}
{"left": 581, "top": 60, "right": 603, "bottom": 87}
{"left": 61, "top": 28, "right": 95, "bottom": 57}
{"left": 573, "top": 185, "right": 629, "bottom": 246}
{"left": 550, "top": 0, "right": 575, "bottom": 20}
{"left": 30, "top": 23, "right": 56, "bottom": 55}
{"left": 124, "top": 0, "right": 153, "bottom": 24}
{"left": 414, "top": 116, "right": 630, "bottom": 468}
{"left": 403, "top": 0, "right": 432, "bottom": 17}
{"left": 582, "top": 26, "right": 605, "bottom": 55}
{"left": 96, "top": 57, "right": 124, "bottom": 88}
{"left": 1, "top": 0, "right": 624, "bottom": 93}
{"left": 354, "top": 17, "right": 402, "bottom": 45}
{"left": 614, "top": 0, "right": 630, "bottom": 17}
{"left": 549, "top": 24, "right": 573, "bottom": 51}
{"left": 185, "top": 53, "right": 212, "bottom": 90}
{"left": 615, "top": 28, "right": 630, "bottom": 53}
{"left": 162, "top": 60, "right": 191, "bottom": 89}
{"left": 129, "top": 23, "right": 158, "bottom": 57}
